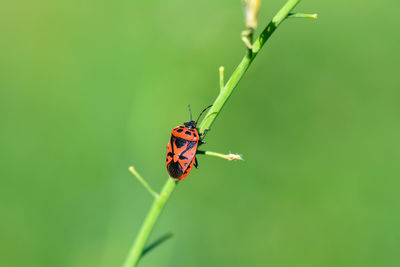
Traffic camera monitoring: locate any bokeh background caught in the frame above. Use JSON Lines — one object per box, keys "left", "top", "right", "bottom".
{"left": 1, "top": 0, "right": 399, "bottom": 266}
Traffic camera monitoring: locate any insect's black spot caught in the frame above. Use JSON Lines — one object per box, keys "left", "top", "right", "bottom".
{"left": 193, "top": 133, "right": 197, "bottom": 138}
{"left": 185, "top": 131, "right": 191, "bottom": 136}
{"left": 179, "top": 125, "right": 185, "bottom": 128}
{"left": 177, "top": 128, "right": 184, "bottom": 133}
{"left": 166, "top": 158, "right": 168, "bottom": 162}
{"left": 175, "top": 138, "right": 186, "bottom": 148}
{"left": 179, "top": 155, "right": 188, "bottom": 160}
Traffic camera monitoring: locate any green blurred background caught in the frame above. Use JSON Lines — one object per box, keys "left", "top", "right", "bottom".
{"left": 1, "top": 0, "right": 399, "bottom": 266}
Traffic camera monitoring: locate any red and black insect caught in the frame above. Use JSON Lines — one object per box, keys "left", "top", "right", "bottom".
{"left": 166, "top": 105, "right": 212, "bottom": 180}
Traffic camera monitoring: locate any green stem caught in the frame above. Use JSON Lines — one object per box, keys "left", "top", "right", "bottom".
{"left": 288, "top": 12, "right": 318, "bottom": 19}
{"left": 129, "top": 166, "right": 159, "bottom": 199}
{"left": 197, "top": 150, "right": 243, "bottom": 161}
{"left": 122, "top": 179, "right": 176, "bottom": 267}
{"left": 123, "top": 1, "right": 303, "bottom": 266}
{"left": 199, "top": 0, "right": 300, "bottom": 133}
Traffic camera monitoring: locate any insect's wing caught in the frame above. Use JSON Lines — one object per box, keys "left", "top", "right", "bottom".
{"left": 178, "top": 157, "right": 195, "bottom": 180}
{"left": 166, "top": 135, "right": 198, "bottom": 180}
{"left": 176, "top": 141, "right": 198, "bottom": 180}
{"left": 176, "top": 140, "right": 196, "bottom": 168}
{"left": 166, "top": 135, "right": 185, "bottom": 179}
{"left": 166, "top": 136, "right": 174, "bottom": 166}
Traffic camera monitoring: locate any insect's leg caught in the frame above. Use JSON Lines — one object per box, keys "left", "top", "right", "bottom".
{"left": 199, "top": 128, "right": 210, "bottom": 137}
{"left": 194, "top": 157, "right": 199, "bottom": 168}
{"left": 198, "top": 140, "right": 206, "bottom": 146}
{"left": 198, "top": 129, "right": 210, "bottom": 147}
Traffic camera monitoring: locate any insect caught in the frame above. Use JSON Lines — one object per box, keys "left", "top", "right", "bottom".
{"left": 166, "top": 105, "right": 212, "bottom": 180}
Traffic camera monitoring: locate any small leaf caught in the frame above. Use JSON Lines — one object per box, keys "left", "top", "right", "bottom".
{"left": 141, "top": 233, "right": 174, "bottom": 257}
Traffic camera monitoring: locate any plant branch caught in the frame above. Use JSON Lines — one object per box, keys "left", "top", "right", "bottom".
{"left": 197, "top": 150, "right": 243, "bottom": 161}
{"left": 199, "top": 0, "right": 301, "bottom": 133}
{"left": 123, "top": 1, "right": 310, "bottom": 266}
{"left": 122, "top": 179, "right": 176, "bottom": 267}
{"left": 288, "top": 12, "right": 318, "bottom": 19}
{"left": 129, "top": 166, "right": 159, "bottom": 199}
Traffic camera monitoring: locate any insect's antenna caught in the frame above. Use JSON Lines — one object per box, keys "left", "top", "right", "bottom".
{"left": 195, "top": 105, "right": 213, "bottom": 126}
{"left": 188, "top": 104, "right": 192, "bottom": 121}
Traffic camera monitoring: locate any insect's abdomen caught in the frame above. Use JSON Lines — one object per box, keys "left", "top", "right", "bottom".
{"left": 166, "top": 134, "right": 198, "bottom": 180}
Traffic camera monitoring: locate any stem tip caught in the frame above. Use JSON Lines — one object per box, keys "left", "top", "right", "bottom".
{"left": 226, "top": 153, "right": 243, "bottom": 161}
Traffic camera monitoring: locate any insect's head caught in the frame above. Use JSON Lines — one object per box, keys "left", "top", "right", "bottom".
{"left": 184, "top": 120, "right": 196, "bottom": 129}
{"left": 184, "top": 104, "right": 212, "bottom": 129}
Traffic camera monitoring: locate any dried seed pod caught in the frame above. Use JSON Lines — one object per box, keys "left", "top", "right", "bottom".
{"left": 244, "top": 0, "right": 261, "bottom": 30}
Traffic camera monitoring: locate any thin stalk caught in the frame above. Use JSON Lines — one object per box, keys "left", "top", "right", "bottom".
{"left": 129, "top": 166, "right": 159, "bottom": 199}
{"left": 197, "top": 150, "right": 243, "bottom": 161}
{"left": 207, "top": 151, "right": 242, "bottom": 161}
{"left": 288, "top": 12, "right": 318, "bottom": 19}
{"left": 122, "top": 179, "right": 176, "bottom": 267}
{"left": 199, "top": 0, "right": 300, "bottom": 133}
{"left": 123, "top": 1, "right": 303, "bottom": 266}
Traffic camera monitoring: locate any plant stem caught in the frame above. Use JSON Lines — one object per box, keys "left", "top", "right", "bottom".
{"left": 123, "top": 1, "right": 303, "bottom": 266}
{"left": 122, "top": 179, "right": 176, "bottom": 267}
{"left": 197, "top": 150, "right": 243, "bottom": 161}
{"left": 199, "top": 0, "right": 300, "bottom": 133}
{"left": 129, "top": 166, "right": 159, "bottom": 199}
{"left": 288, "top": 12, "right": 318, "bottom": 19}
